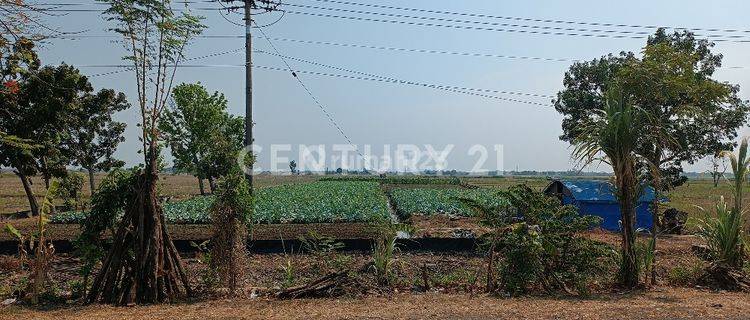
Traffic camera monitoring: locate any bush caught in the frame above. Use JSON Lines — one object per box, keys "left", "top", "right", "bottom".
{"left": 470, "top": 185, "right": 614, "bottom": 295}
{"left": 697, "top": 196, "right": 747, "bottom": 269}
{"left": 73, "top": 168, "right": 138, "bottom": 295}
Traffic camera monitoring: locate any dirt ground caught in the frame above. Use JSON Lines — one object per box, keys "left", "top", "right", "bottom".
{"left": 2, "top": 288, "right": 748, "bottom": 320}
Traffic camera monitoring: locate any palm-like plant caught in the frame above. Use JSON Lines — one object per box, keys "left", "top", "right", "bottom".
{"left": 722, "top": 137, "right": 750, "bottom": 213}
{"left": 572, "top": 88, "right": 650, "bottom": 288}
{"left": 697, "top": 138, "right": 749, "bottom": 269}
{"left": 698, "top": 196, "right": 746, "bottom": 268}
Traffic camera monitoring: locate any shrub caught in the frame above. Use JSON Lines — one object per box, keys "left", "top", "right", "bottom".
{"left": 73, "top": 168, "right": 138, "bottom": 296}
{"left": 466, "top": 184, "right": 614, "bottom": 295}
{"left": 209, "top": 170, "right": 252, "bottom": 294}
{"left": 372, "top": 223, "right": 412, "bottom": 286}
{"left": 697, "top": 196, "right": 747, "bottom": 269}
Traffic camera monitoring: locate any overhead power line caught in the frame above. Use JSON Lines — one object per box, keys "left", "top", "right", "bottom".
{"left": 78, "top": 62, "right": 552, "bottom": 107}
{"left": 253, "top": 22, "right": 367, "bottom": 160}
{"left": 252, "top": 49, "right": 554, "bottom": 107}
{"left": 18, "top": 3, "right": 750, "bottom": 43}
{"left": 282, "top": 9, "right": 750, "bottom": 43}
{"left": 282, "top": 2, "right": 749, "bottom": 41}
{"left": 305, "top": 0, "right": 750, "bottom": 35}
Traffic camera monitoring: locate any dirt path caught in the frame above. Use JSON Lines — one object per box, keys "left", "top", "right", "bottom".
{"left": 3, "top": 288, "right": 748, "bottom": 320}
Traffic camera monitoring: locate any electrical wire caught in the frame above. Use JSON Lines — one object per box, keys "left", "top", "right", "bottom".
{"left": 304, "top": 0, "right": 750, "bottom": 35}
{"left": 252, "top": 49, "right": 554, "bottom": 106}
{"left": 252, "top": 22, "right": 368, "bottom": 161}
{"left": 282, "top": 9, "right": 750, "bottom": 43}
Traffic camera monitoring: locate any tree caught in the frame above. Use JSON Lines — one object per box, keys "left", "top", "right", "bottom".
{"left": 66, "top": 89, "right": 129, "bottom": 195}
{"left": 160, "top": 82, "right": 243, "bottom": 195}
{"left": 87, "top": 0, "right": 204, "bottom": 305}
{"left": 1, "top": 59, "right": 89, "bottom": 216}
{"left": 555, "top": 29, "right": 749, "bottom": 192}
{"left": 709, "top": 154, "right": 728, "bottom": 188}
{"left": 572, "top": 88, "right": 652, "bottom": 288}
{"left": 555, "top": 29, "right": 749, "bottom": 285}
{"left": 289, "top": 160, "right": 297, "bottom": 175}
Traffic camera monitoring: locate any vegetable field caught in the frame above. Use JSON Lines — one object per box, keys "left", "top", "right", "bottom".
{"left": 51, "top": 181, "right": 391, "bottom": 224}
{"left": 390, "top": 188, "right": 511, "bottom": 218}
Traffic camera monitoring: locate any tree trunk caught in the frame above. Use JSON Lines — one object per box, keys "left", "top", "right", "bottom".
{"left": 197, "top": 177, "right": 206, "bottom": 196}
{"left": 87, "top": 144, "right": 191, "bottom": 305}
{"left": 208, "top": 176, "right": 217, "bottom": 194}
{"left": 15, "top": 171, "right": 39, "bottom": 217}
{"left": 649, "top": 154, "right": 662, "bottom": 286}
{"left": 616, "top": 161, "right": 639, "bottom": 289}
{"left": 88, "top": 168, "right": 97, "bottom": 197}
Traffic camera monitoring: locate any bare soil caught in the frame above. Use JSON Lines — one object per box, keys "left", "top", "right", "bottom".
{"left": 2, "top": 289, "right": 748, "bottom": 320}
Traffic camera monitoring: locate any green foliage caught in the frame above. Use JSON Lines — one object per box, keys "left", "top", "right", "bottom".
{"left": 695, "top": 138, "right": 750, "bottom": 270}
{"left": 372, "top": 223, "right": 413, "bottom": 286}
{"left": 190, "top": 240, "right": 219, "bottom": 289}
{"left": 391, "top": 188, "right": 511, "bottom": 218}
{"left": 53, "top": 181, "right": 391, "bottom": 224}
{"left": 299, "top": 231, "right": 348, "bottom": 274}
{"left": 65, "top": 88, "right": 128, "bottom": 182}
{"left": 320, "top": 176, "right": 462, "bottom": 185}
{"left": 299, "top": 231, "right": 345, "bottom": 255}
{"left": 72, "top": 168, "right": 138, "bottom": 291}
{"left": 697, "top": 196, "right": 747, "bottom": 268}
{"left": 469, "top": 185, "right": 612, "bottom": 295}
{"left": 556, "top": 29, "right": 750, "bottom": 189}
{"left": 571, "top": 88, "right": 650, "bottom": 288}
{"left": 58, "top": 172, "right": 85, "bottom": 211}
{"left": 667, "top": 261, "right": 705, "bottom": 286}
{"left": 160, "top": 82, "right": 244, "bottom": 185}
{"left": 254, "top": 181, "right": 390, "bottom": 224}
{"left": 636, "top": 236, "right": 656, "bottom": 282}
{"left": 18, "top": 180, "right": 58, "bottom": 304}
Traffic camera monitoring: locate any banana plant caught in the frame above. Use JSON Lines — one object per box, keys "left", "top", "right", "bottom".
{"left": 4, "top": 180, "right": 58, "bottom": 304}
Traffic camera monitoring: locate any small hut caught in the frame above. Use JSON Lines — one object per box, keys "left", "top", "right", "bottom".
{"left": 544, "top": 179, "right": 661, "bottom": 231}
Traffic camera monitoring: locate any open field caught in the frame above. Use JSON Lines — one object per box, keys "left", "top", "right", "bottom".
{"left": 0, "top": 173, "right": 318, "bottom": 216}
{"left": 3, "top": 173, "right": 748, "bottom": 233}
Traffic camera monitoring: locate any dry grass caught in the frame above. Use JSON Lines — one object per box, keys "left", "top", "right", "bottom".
{"left": 2, "top": 289, "right": 748, "bottom": 319}
{"left": 0, "top": 173, "right": 318, "bottom": 215}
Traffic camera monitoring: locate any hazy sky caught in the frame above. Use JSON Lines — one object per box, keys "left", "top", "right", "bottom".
{"left": 36, "top": 0, "right": 750, "bottom": 173}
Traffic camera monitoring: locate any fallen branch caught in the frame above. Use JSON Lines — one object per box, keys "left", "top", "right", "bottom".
{"left": 276, "top": 271, "right": 352, "bottom": 299}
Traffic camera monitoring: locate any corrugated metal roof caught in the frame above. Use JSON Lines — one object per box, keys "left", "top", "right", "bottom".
{"left": 559, "top": 180, "right": 658, "bottom": 203}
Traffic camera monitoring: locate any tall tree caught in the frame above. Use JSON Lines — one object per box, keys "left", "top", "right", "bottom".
{"left": 555, "top": 29, "right": 748, "bottom": 191}
{"left": 160, "top": 82, "right": 244, "bottom": 195}
{"left": 87, "top": 0, "right": 204, "bottom": 305}
{"left": 555, "top": 29, "right": 749, "bottom": 285}
{"left": 572, "top": 88, "right": 652, "bottom": 288}
{"left": 1, "top": 51, "right": 90, "bottom": 216}
{"left": 66, "top": 89, "right": 129, "bottom": 195}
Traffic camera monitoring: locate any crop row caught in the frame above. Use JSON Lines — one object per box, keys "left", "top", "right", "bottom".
{"left": 51, "top": 181, "right": 391, "bottom": 224}
{"left": 389, "top": 188, "right": 510, "bottom": 218}
{"left": 319, "top": 175, "right": 461, "bottom": 185}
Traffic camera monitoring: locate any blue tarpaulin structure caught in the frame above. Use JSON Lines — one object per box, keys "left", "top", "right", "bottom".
{"left": 543, "top": 180, "right": 662, "bottom": 231}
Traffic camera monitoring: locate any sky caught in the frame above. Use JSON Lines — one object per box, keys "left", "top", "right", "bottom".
{"left": 34, "top": 0, "right": 750, "bottom": 173}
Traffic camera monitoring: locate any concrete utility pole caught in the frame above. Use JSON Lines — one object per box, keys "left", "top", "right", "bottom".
{"left": 244, "top": 0, "right": 254, "bottom": 189}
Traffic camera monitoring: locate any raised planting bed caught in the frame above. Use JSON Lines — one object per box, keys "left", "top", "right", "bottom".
{"left": 50, "top": 181, "right": 391, "bottom": 225}
{"left": 389, "top": 188, "right": 510, "bottom": 218}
